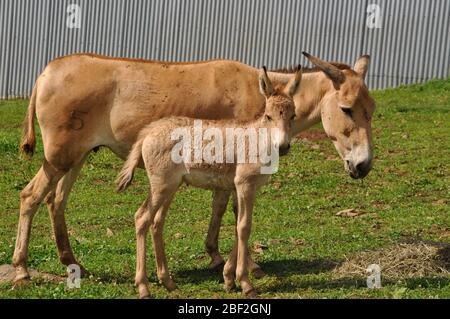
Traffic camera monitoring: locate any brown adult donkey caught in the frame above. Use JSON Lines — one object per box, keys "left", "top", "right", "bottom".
{"left": 14, "top": 52, "right": 375, "bottom": 284}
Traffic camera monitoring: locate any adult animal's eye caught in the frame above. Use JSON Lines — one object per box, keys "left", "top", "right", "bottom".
{"left": 266, "top": 115, "right": 272, "bottom": 121}
{"left": 341, "top": 107, "right": 353, "bottom": 117}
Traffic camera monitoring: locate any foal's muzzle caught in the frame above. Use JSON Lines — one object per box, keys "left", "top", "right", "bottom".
{"left": 279, "top": 144, "right": 291, "bottom": 156}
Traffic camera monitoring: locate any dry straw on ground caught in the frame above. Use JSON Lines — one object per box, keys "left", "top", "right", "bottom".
{"left": 334, "top": 242, "right": 450, "bottom": 279}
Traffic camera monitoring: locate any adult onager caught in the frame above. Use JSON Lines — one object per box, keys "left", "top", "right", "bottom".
{"left": 205, "top": 52, "right": 376, "bottom": 270}
{"left": 116, "top": 67, "right": 302, "bottom": 297}
{"left": 14, "top": 52, "right": 375, "bottom": 284}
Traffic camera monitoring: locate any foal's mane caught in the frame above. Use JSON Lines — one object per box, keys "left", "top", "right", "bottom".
{"left": 271, "top": 62, "right": 352, "bottom": 74}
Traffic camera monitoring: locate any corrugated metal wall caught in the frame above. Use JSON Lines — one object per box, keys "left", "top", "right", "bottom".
{"left": 1, "top": 0, "right": 449, "bottom": 98}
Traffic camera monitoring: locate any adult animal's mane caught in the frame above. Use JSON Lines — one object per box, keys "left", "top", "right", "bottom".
{"left": 271, "top": 62, "right": 352, "bottom": 74}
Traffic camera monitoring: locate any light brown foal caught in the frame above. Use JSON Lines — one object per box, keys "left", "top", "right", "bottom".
{"left": 116, "top": 67, "right": 302, "bottom": 298}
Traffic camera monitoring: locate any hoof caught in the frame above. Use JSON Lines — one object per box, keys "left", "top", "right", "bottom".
{"left": 13, "top": 267, "right": 31, "bottom": 284}
{"left": 224, "top": 281, "right": 236, "bottom": 293}
{"left": 162, "top": 278, "right": 178, "bottom": 292}
{"left": 244, "top": 288, "right": 259, "bottom": 298}
{"left": 208, "top": 258, "right": 225, "bottom": 270}
{"left": 64, "top": 261, "right": 90, "bottom": 278}
{"left": 79, "top": 265, "right": 90, "bottom": 278}
{"left": 251, "top": 267, "right": 267, "bottom": 279}
{"left": 137, "top": 283, "right": 151, "bottom": 299}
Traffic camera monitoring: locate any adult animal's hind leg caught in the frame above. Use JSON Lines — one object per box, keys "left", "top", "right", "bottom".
{"left": 45, "top": 156, "right": 88, "bottom": 276}
{"left": 205, "top": 190, "right": 230, "bottom": 269}
{"left": 12, "top": 161, "right": 66, "bottom": 282}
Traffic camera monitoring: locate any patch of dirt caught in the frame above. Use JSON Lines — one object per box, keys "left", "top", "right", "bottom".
{"left": 253, "top": 241, "right": 269, "bottom": 254}
{"left": 333, "top": 243, "right": 450, "bottom": 279}
{"left": 428, "top": 224, "right": 450, "bottom": 239}
{"left": 0, "top": 264, "right": 64, "bottom": 284}
{"left": 295, "top": 130, "right": 328, "bottom": 141}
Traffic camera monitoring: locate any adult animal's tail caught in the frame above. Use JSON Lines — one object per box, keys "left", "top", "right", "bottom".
{"left": 20, "top": 82, "right": 38, "bottom": 157}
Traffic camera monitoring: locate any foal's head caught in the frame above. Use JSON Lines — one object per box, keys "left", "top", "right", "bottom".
{"left": 259, "top": 65, "right": 302, "bottom": 156}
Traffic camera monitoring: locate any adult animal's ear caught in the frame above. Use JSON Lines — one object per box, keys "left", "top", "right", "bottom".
{"left": 287, "top": 64, "right": 302, "bottom": 97}
{"left": 302, "top": 52, "right": 345, "bottom": 87}
{"left": 353, "top": 55, "right": 370, "bottom": 79}
{"left": 259, "top": 66, "right": 274, "bottom": 98}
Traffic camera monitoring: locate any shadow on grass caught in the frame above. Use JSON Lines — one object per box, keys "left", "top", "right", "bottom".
{"left": 88, "top": 244, "right": 450, "bottom": 294}
{"left": 261, "top": 275, "right": 450, "bottom": 293}
{"left": 173, "top": 258, "right": 339, "bottom": 285}
{"left": 258, "top": 258, "right": 339, "bottom": 276}
{"left": 172, "top": 255, "right": 450, "bottom": 294}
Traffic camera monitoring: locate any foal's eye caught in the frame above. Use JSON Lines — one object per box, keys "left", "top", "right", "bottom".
{"left": 341, "top": 107, "right": 353, "bottom": 117}
{"left": 265, "top": 115, "right": 272, "bottom": 121}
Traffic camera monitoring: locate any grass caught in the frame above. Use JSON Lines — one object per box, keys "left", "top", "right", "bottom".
{"left": 0, "top": 78, "right": 449, "bottom": 299}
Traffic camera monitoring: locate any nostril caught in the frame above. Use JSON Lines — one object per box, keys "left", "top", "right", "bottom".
{"left": 356, "top": 162, "right": 365, "bottom": 174}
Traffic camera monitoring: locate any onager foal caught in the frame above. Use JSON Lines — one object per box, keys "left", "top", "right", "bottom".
{"left": 116, "top": 66, "right": 302, "bottom": 298}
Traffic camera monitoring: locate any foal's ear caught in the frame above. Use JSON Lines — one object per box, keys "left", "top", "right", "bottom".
{"left": 259, "top": 66, "right": 274, "bottom": 98}
{"left": 287, "top": 64, "right": 302, "bottom": 97}
{"left": 302, "top": 52, "right": 345, "bottom": 86}
{"left": 353, "top": 55, "right": 370, "bottom": 79}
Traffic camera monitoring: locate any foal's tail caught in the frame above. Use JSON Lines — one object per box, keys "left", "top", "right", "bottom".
{"left": 116, "top": 136, "right": 145, "bottom": 192}
{"left": 20, "top": 81, "right": 38, "bottom": 157}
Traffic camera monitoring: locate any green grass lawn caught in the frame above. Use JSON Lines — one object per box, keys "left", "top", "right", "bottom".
{"left": 0, "top": 79, "right": 449, "bottom": 299}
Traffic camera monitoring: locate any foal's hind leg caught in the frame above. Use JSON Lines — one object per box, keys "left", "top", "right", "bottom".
{"left": 150, "top": 181, "right": 179, "bottom": 292}
{"left": 45, "top": 156, "right": 88, "bottom": 276}
{"left": 13, "top": 161, "right": 65, "bottom": 282}
{"left": 134, "top": 198, "right": 152, "bottom": 298}
{"left": 135, "top": 177, "right": 179, "bottom": 298}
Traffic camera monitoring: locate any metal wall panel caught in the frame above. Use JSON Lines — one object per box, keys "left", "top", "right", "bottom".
{"left": 1, "top": 0, "right": 449, "bottom": 98}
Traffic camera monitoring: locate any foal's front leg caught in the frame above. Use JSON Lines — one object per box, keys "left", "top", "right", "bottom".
{"left": 207, "top": 191, "right": 265, "bottom": 277}
{"left": 234, "top": 181, "right": 257, "bottom": 296}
